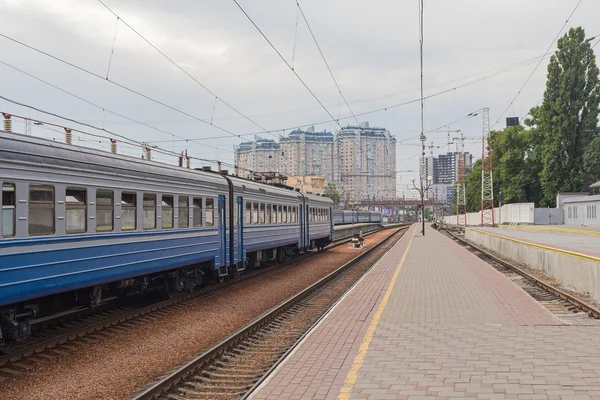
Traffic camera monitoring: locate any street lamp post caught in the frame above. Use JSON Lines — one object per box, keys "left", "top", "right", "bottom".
{"left": 412, "top": 175, "right": 433, "bottom": 236}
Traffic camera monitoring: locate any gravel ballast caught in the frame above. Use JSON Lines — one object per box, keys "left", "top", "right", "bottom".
{"left": 0, "top": 229, "right": 398, "bottom": 400}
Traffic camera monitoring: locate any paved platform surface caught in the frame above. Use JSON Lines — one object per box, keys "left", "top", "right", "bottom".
{"left": 250, "top": 225, "right": 600, "bottom": 400}
{"left": 500, "top": 224, "right": 600, "bottom": 235}
{"left": 475, "top": 226, "right": 600, "bottom": 258}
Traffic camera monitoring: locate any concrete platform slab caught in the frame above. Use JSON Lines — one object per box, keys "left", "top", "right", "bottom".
{"left": 467, "top": 227, "right": 600, "bottom": 303}
{"left": 476, "top": 227, "right": 600, "bottom": 257}
{"left": 250, "top": 226, "right": 600, "bottom": 400}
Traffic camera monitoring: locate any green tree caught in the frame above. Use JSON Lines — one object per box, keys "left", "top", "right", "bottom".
{"left": 490, "top": 125, "right": 543, "bottom": 205}
{"left": 465, "top": 159, "right": 482, "bottom": 212}
{"left": 323, "top": 183, "right": 341, "bottom": 209}
{"left": 584, "top": 137, "right": 600, "bottom": 182}
{"left": 537, "top": 27, "right": 600, "bottom": 205}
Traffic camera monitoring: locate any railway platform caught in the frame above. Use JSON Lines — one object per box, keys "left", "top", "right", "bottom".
{"left": 471, "top": 225, "right": 600, "bottom": 257}
{"left": 466, "top": 226, "right": 600, "bottom": 305}
{"left": 250, "top": 224, "right": 600, "bottom": 400}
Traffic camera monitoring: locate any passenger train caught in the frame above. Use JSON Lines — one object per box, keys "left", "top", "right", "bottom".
{"left": 0, "top": 131, "right": 334, "bottom": 352}
{"left": 333, "top": 210, "right": 382, "bottom": 225}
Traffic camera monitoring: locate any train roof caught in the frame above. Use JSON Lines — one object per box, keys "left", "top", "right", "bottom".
{"left": 1, "top": 130, "right": 333, "bottom": 206}
{"left": 0, "top": 130, "right": 228, "bottom": 189}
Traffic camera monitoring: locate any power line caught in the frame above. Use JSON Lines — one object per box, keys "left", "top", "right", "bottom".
{"left": 1, "top": 30, "right": 550, "bottom": 143}
{"left": 519, "top": 32, "right": 600, "bottom": 121}
{"left": 104, "top": 52, "right": 547, "bottom": 126}
{"left": 96, "top": 0, "right": 277, "bottom": 140}
{"left": 231, "top": 0, "right": 342, "bottom": 129}
{"left": 0, "top": 32, "right": 245, "bottom": 141}
{"left": 0, "top": 96, "right": 253, "bottom": 172}
{"left": 491, "top": 0, "right": 583, "bottom": 129}
{"left": 0, "top": 59, "right": 233, "bottom": 155}
{"left": 295, "top": 0, "right": 363, "bottom": 130}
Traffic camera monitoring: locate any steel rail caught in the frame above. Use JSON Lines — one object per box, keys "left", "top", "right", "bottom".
{"left": 132, "top": 226, "right": 409, "bottom": 400}
{"left": 444, "top": 229, "right": 600, "bottom": 319}
{"left": 0, "top": 224, "right": 403, "bottom": 367}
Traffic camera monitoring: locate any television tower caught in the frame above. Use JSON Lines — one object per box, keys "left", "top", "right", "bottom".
{"left": 481, "top": 107, "right": 495, "bottom": 226}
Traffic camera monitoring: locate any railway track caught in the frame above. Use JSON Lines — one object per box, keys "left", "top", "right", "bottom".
{"left": 444, "top": 229, "right": 600, "bottom": 324}
{"left": 132, "top": 226, "right": 409, "bottom": 400}
{"left": 0, "top": 226, "right": 399, "bottom": 377}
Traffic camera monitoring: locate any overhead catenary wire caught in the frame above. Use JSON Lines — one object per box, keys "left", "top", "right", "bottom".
{"left": 491, "top": 0, "right": 583, "bottom": 129}
{"left": 231, "top": 0, "right": 342, "bottom": 129}
{"left": 0, "top": 33, "right": 245, "bottom": 141}
{"left": 295, "top": 0, "right": 364, "bottom": 131}
{"left": 1, "top": 31, "right": 549, "bottom": 142}
{"left": 519, "top": 32, "right": 600, "bottom": 121}
{"left": 0, "top": 59, "right": 232, "bottom": 156}
{"left": 96, "top": 0, "right": 279, "bottom": 140}
{"left": 0, "top": 97, "right": 254, "bottom": 174}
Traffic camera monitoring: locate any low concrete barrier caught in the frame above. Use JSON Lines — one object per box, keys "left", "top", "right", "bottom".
{"left": 466, "top": 228, "right": 600, "bottom": 302}
{"left": 333, "top": 223, "right": 407, "bottom": 241}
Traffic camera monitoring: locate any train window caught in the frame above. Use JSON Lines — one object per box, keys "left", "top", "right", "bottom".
{"left": 29, "top": 185, "right": 55, "bottom": 236}
{"left": 245, "top": 201, "right": 252, "bottom": 224}
{"left": 178, "top": 196, "right": 189, "bottom": 228}
{"left": 280, "top": 206, "right": 285, "bottom": 223}
{"left": 162, "top": 196, "right": 174, "bottom": 229}
{"left": 272, "top": 204, "right": 277, "bottom": 224}
{"left": 234, "top": 201, "right": 238, "bottom": 226}
{"left": 206, "top": 198, "right": 214, "bottom": 227}
{"left": 66, "top": 188, "right": 87, "bottom": 234}
{"left": 143, "top": 194, "right": 156, "bottom": 230}
{"left": 2, "top": 183, "right": 15, "bottom": 238}
{"left": 121, "top": 192, "right": 137, "bottom": 231}
{"left": 294, "top": 207, "right": 298, "bottom": 223}
{"left": 259, "top": 203, "right": 265, "bottom": 224}
{"left": 96, "top": 190, "right": 114, "bottom": 232}
{"left": 266, "top": 204, "right": 272, "bottom": 224}
{"left": 193, "top": 198, "right": 202, "bottom": 227}
{"left": 278, "top": 205, "right": 283, "bottom": 224}
{"left": 252, "top": 202, "right": 258, "bottom": 225}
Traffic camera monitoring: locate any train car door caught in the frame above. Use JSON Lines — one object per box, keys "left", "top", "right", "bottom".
{"left": 236, "top": 196, "right": 244, "bottom": 271}
{"left": 218, "top": 195, "right": 227, "bottom": 271}
{"left": 305, "top": 204, "right": 310, "bottom": 250}
{"left": 299, "top": 203, "right": 304, "bottom": 250}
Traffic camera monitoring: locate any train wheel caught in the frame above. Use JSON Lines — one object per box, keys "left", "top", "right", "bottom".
{"left": 0, "top": 339, "right": 16, "bottom": 355}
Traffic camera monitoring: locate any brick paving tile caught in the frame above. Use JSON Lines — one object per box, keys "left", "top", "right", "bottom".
{"left": 250, "top": 226, "right": 600, "bottom": 400}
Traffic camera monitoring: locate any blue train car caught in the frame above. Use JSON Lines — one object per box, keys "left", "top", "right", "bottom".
{"left": 0, "top": 131, "right": 333, "bottom": 352}
{"left": 333, "top": 210, "right": 382, "bottom": 225}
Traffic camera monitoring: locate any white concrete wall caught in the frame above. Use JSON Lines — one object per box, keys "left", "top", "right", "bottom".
{"left": 467, "top": 228, "right": 600, "bottom": 302}
{"left": 534, "top": 208, "right": 563, "bottom": 225}
{"left": 563, "top": 196, "right": 600, "bottom": 226}
{"left": 443, "top": 203, "right": 534, "bottom": 226}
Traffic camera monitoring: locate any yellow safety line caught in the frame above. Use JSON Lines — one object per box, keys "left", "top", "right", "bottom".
{"left": 498, "top": 224, "right": 600, "bottom": 236}
{"left": 468, "top": 228, "right": 600, "bottom": 263}
{"left": 337, "top": 226, "right": 415, "bottom": 400}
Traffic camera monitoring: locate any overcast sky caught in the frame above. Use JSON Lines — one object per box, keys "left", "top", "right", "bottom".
{"left": 1, "top": 0, "right": 599, "bottom": 198}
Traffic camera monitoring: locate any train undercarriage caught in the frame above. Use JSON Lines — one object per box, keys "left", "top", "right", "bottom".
{"left": 0, "top": 241, "right": 330, "bottom": 354}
